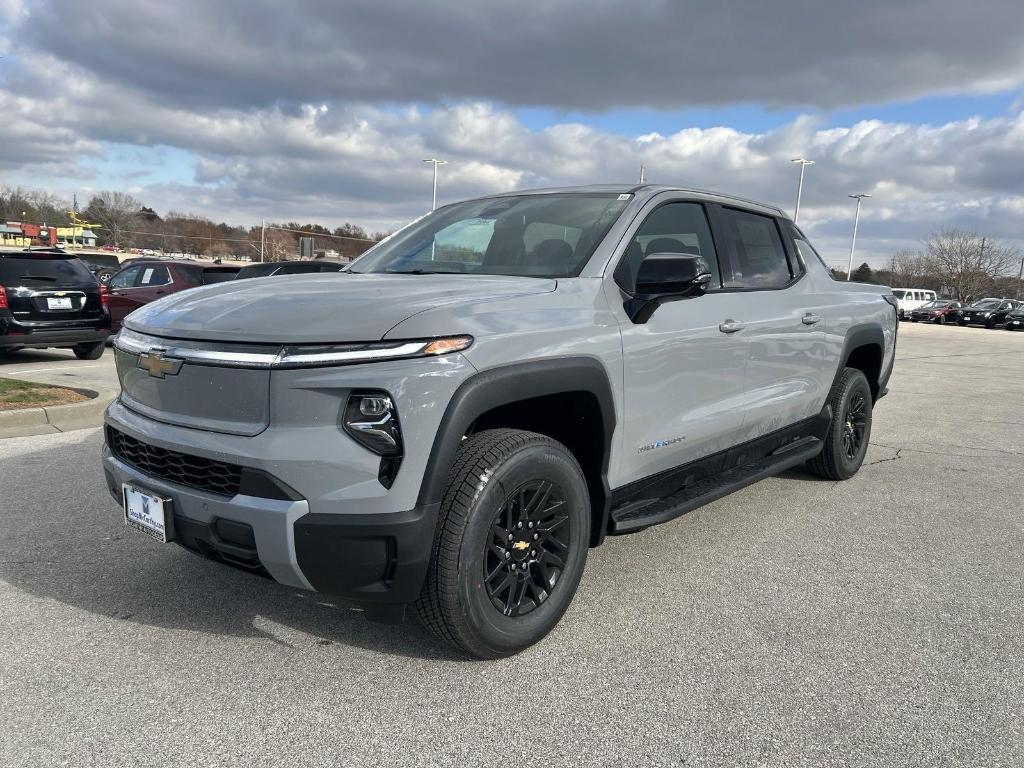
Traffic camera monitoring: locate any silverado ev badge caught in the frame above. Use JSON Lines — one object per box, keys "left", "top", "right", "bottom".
{"left": 137, "top": 350, "right": 183, "bottom": 378}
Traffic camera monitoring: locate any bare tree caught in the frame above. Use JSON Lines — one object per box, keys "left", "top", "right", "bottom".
{"left": 922, "top": 229, "right": 1020, "bottom": 302}
{"left": 83, "top": 191, "right": 143, "bottom": 248}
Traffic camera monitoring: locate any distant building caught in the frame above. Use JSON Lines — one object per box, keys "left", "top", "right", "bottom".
{"left": 55, "top": 226, "right": 98, "bottom": 248}
{"left": 1, "top": 221, "right": 58, "bottom": 247}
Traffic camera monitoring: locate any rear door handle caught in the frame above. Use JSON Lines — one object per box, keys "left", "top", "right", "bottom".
{"left": 802, "top": 312, "right": 821, "bottom": 325}
{"left": 719, "top": 319, "right": 746, "bottom": 334}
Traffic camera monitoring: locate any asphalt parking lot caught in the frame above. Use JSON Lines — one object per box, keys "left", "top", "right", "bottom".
{"left": 1, "top": 322, "right": 1022, "bottom": 767}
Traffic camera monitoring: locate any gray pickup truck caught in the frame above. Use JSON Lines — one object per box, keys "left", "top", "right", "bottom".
{"left": 101, "top": 185, "right": 897, "bottom": 657}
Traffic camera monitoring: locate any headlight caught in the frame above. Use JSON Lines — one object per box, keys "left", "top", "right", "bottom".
{"left": 277, "top": 335, "right": 473, "bottom": 368}
{"left": 343, "top": 391, "right": 402, "bottom": 457}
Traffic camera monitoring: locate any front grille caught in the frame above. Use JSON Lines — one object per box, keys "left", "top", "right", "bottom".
{"left": 107, "top": 426, "right": 242, "bottom": 497}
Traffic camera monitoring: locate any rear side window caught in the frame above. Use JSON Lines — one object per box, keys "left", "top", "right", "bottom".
{"left": 718, "top": 208, "right": 795, "bottom": 289}
{"left": 139, "top": 266, "right": 171, "bottom": 286}
{"left": 0, "top": 256, "right": 96, "bottom": 285}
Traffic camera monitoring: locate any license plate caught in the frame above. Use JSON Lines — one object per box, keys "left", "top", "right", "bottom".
{"left": 46, "top": 297, "right": 73, "bottom": 310}
{"left": 122, "top": 483, "right": 172, "bottom": 542}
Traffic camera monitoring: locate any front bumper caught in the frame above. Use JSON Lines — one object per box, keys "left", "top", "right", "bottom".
{"left": 100, "top": 350, "right": 474, "bottom": 610}
{"left": 102, "top": 435, "right": 441, "bottom": 608}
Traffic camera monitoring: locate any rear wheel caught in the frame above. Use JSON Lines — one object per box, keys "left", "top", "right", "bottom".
{"left": 73, "top": 341, "right": 105, "bottom": 360}
{"left": 415, "top": 429, "right": 590, "bottom": 658}
{"left": 935, "top": 315, "right": 945, "bottom": 324}
{"left": 807, "top": 368, "right": 872, "bottom": 481}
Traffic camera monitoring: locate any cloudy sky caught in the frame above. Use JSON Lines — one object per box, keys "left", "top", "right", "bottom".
{"left": 2, "top": 0, "right": 1024, "bottom": 266}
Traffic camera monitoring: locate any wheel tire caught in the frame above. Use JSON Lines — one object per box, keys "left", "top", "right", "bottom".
{"left": 910, "top": 318, "right": 918, "bottom": 322}
{"left": 986, "top": 318, "right": 997, "bottom": 329}
{"left": 958, "top": 321, "right": 967, "bottom": 327}
{"left": 415, "top": 428, "right": 590, "bottom": 658}
{"left": 73, "top": 341, "right": 105, "bottom": 360}
{"left": 806, "top": 367, "right": 873, "bottom": 481}
{"left": 936, "top": 315, "right": 945, "bottom": 325}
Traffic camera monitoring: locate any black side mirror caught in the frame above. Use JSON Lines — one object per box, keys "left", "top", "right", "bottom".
{"left": 625, "top": 253, "right": 712, "bottom": 323}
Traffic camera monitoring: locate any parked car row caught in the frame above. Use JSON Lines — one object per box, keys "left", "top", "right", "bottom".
{"left": 1, "top": 252, "right": 352, "bottom": 358}
{"left": 905, "top": 297, "right": 1024, "bottom": 329}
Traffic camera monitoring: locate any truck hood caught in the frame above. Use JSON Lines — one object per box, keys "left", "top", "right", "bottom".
{"left": 124, "top": 272, "right": 557, "bottom": 343}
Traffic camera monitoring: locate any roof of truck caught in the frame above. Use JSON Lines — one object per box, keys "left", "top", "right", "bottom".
{"left": 482, "top": 184, "right": 787, "bottom": 218}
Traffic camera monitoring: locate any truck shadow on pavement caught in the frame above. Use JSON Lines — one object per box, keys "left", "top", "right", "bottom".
{"left": 0, "top": 430, "right": 466, "bottom": 661}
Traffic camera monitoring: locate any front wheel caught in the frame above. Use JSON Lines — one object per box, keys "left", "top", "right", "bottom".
{"left": 807, "top": 367, "right": 873, "bottom": 481}
{"left": 415, "top": 429, "right": 590, "bottom": 658}
{"left": 73, "top": 341, "right": 105, "bottom": 360}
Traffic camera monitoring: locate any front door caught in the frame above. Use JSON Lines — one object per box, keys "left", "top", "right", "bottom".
{"left": 610, "top": 199, "right": 751, "bottom": 488}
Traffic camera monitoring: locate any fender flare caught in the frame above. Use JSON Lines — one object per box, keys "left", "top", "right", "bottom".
{"left": 416, "top": 357, "right": 617, "bottom": 536}
{"left": 832, "top": 323, "right": 886, "bottom": 398}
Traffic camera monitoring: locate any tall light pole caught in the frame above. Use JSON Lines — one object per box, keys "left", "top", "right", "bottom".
{"left": 422, "top": 158, "right": 447, "bottom": 210}
{"left": 846, "top": 193, "right": 871, "bottom": 281}
{"left": 791, "top": 158, "right": 814, "bottom": 224}
{"left": 639, "top": 164, "right": 646, "bottom": 184}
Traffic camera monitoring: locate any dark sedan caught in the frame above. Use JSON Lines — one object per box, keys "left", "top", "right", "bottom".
{"left": 908, "top": 300, "right": 963, "bottom": 324}
{"left": 958, "top": 298, "right": 1023, "bottom": 328}
{"left": 234, "top": 259, "right": 345, "bottom": 279}
{"left": 106, "top": 260, "right": 240, "bottom": 332}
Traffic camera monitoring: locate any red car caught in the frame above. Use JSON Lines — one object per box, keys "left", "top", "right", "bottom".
{"left": 106, "top": 260, "right": 240, "bottom": 332}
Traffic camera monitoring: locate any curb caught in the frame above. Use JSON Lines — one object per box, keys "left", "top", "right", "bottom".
{"left": 0, "top": 387, "right": 118, "bottom": 438}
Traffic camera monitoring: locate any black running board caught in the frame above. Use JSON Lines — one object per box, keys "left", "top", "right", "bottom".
{"left": 609, "top": 436, "right": 823, "bottom": 534}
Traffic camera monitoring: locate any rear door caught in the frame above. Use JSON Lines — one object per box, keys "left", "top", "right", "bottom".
{"left": 709, "top": 205, "right": 829, "bottom": 437}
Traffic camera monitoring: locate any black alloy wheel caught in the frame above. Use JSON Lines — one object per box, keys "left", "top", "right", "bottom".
{"left": 484, "top": 479, "right": 571, "bottom": 618}
{"left": 842, "top": 390, "right": 869, "bottom": 462}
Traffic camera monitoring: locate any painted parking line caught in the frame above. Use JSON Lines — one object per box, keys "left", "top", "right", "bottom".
{"left": 1, "top": 364, "right": 110, "bottom": 375}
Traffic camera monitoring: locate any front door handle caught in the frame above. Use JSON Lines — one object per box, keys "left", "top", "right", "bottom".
{"left": 719, "top": 319, "right": 746, "bottom": 334}
{"left": 802, "top": 312, "right": 821, "bottom": 325}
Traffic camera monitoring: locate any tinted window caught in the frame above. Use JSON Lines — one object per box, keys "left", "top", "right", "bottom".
{"left": 82, "top": 254, "right": 121, "bottom": 269}
{"left": 350, "top": 193, "right": 631, "bottom": 278}
{"left": 617, "top": 202, "right": 720, "bottom": 290}
{"left": 318, "top": 262, "right": 344, "bottom": 272}
{"left": 108, "top": 266, "right": 140, "bottom": 289}
{"left": 201, "top": 269, "right": 240, "bottom": 284}
{"left": 719, "top": 209, "right": 793, "bottom": 289}
{"left": 0, "top": 256, "right": 96, "bottom": 285}
{"left": 139, "top": 265, "right": 171, "bottom": 286}
{"left": 891, "top": 289, "right": 907, "bottom": 299}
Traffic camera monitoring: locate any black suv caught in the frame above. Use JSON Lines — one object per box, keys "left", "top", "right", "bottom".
{"left": 0, "top": 251, "right": 110, "bottom": 359}
{"left": 958, "top": 298, "right": 1022, "bottom": 328}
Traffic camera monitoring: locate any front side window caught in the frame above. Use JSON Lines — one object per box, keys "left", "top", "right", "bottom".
{"left": 719, "top": 208, "right": 794, "bottom": 289}
{"left": 616, "top": 202, "right": 720, "bottom": 291}
{"left": 108, "top": 266, "right": 141, "bottom": 289}
{"left": 350, "top": 193, "right": 631, "bottom": 278}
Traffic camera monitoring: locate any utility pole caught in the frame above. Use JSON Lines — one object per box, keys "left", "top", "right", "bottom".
{"left": 422, "top": 158, "right": 447, "bottom": 210}
{"left": 846, "top": 193, "right": 871, "bottom": 281}
{"left": 791, "top": 158, "right": 814, "bottom": 224}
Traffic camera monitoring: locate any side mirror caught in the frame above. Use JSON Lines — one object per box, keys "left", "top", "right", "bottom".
{"left": 626, "top": 253, "right": 712, "bottom": 323}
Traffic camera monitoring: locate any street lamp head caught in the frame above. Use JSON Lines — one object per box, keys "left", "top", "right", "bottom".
{"left": 791, "top": 157, "right": 815, "bottom": 166}
{"left": 422, "top": 158, "right": 447, "bottom": 165}
{"left": 848, "top": 193, "right": 872, "bottom": 200}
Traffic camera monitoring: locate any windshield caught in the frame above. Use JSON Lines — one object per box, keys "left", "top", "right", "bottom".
{"left": 350, "top": 193, "right": 631, "bottom": 278}
{"left": 892, "top": 289, "right": 908, "bottom": 299}
{"left": 970, "top": 299, "right": 1001, "bottom": 309}
{"left": 919, "top": 301, "right": 950, "bottom": 309}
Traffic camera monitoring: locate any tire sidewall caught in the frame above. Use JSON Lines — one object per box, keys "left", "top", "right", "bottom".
{"left": 831, "top": 372, "right": 872, "bottom": 478}
{"left": 455, "top": 443, "right": 589, "bottom": 656}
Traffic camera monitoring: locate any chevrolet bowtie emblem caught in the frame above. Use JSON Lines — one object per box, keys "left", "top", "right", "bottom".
{"left": 137, "top": 351, "right": 183, "bottom": 378}
{"left": 511, "top": 541, "right": 530, "bottom": 551}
